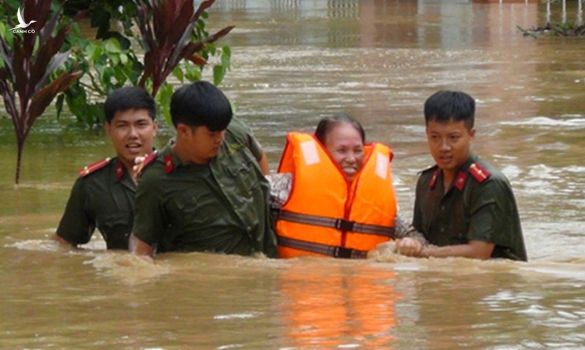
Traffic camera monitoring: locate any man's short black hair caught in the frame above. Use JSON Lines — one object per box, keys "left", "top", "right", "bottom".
{"left": 315, "top": 113, "right": 366, "bottom": 145}
{"left": 424, "top": 90, "right": 475, "bottom": 129}
{"left": 104, "top": 86, "right": 156, "bottom": 123}
{"left": 170, "top": 81, "right": 233, "bottom": 131}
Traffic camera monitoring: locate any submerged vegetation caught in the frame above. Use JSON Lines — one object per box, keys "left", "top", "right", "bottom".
{"left": 518, "top": 22, "right": 585, "bottom": 38}
{"left": 0, "top": 0, "right": 233, "bottom": 184}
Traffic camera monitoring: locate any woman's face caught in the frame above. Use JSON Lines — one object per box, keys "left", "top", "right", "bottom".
{"left": 324, "top": 123, "right": 364, "bottom": 181}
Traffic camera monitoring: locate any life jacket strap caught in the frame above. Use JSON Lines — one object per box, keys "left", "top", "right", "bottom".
{"left": 278, "top": 210, "right": 396, "bottom": 238}
{"left": 278, "top": 236, "right": 368, "bottom": 259}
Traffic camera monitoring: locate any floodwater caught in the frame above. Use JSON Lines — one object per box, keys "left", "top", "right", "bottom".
{"left": 1, "top": 0, "right": 585, "bottom": 348}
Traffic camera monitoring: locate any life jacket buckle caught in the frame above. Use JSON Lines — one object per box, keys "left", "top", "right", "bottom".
{"left": 335, "top": 219, "right": 355, "bottom": 232}
{"left": 333, "top": 246, "right": 353, "bottom": 259}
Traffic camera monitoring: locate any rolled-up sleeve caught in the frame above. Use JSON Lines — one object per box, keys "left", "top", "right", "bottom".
{"left": 467, "top": 180, "right": 508, "bottom": 246}
{"left": 56, "top": 178, "right": 95, "bottom": 245}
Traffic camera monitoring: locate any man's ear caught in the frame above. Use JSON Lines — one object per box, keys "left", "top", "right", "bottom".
{"left": 176, "top": 123, "right": 192, "bottom": 137}
{"left": 469, "top": 128, "right": 476, "bottom": 138}
{"left": 176, "top": 123, "right": 188, "bottom": 136}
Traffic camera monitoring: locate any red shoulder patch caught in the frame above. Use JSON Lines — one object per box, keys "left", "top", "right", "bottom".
{"left": 80, "top": 158, "right": 111, "bottom": 177}
{"left": 468, "top": 163, "right": 491, "bottom": 183}
{"left": 454, "top": 171, "right": 468, "bottom": 191}
{"left": 429, "top": 168, "right": 440, "bottom": 189}
{"left": 114, "top": 160, "right": 125, "bottom": 181}
{"left": 163, "top": 154, "right": 174, "bottom": 174}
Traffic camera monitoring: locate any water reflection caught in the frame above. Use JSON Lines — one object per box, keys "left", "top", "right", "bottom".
{"left": 278, "top": 261, "right": 397, "bottom": 348}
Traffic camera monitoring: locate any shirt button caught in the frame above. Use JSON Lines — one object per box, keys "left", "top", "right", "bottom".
{"left": 440, "top": 228, "right": 445, "bottom": 233}
{"left": 441, "top": 206, "right": 445, "bottom": 211}
{"left": 246, "top": 226, "right": 252, "bottom": 231}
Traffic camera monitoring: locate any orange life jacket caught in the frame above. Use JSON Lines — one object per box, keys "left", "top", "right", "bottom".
{"left": 276, "top": 132, "right": 397, "bottom": 259}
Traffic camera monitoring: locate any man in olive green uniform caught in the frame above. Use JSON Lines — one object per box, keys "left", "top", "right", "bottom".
{"left": 54, "top": 87, "right": 157, "bottom": 249}
{"left": 396, "top": 90, "right": 527, "bottom": 261}
{"left": 129, "top": 81, "right": 276, "bottom": 258}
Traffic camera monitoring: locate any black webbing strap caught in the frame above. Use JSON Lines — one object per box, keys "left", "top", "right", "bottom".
{"left": 278, "top": 236, "right": 368, "bottom": 259}
{"left": 278, "top": 210, "right": 396, "bottom": 238}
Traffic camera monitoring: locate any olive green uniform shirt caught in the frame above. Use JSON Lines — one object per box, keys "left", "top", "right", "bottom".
{"left": 56, "top": 158, "right": 135, "bottom": 249}
{"left": 133, "top": 117, "right": 277, "bottom": 257}
{"left": 413, "top": 154, "right": 527, "bottom": 261}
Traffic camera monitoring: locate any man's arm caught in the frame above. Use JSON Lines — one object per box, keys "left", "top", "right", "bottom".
{"left": 247, "top": 135, "right": 269, "bottom": 175}
{"left": 396, "top": 238, "right": 494, "bottom": 259}
{"left": 53, "top": 233, "right": 75, "bottom": 248}
{"left": 130, "top": 164, "right": 165, "bottom": 260}
{"left": 396, "top": 170, "right": 497, "bottom": 260}
{"left": 421, "top": 240, "right": 495, "bottom": 259}
{"left": 55, "top": 178, "right": 94, "bottom": 248}
{"left": 129, "top": 233, "right": 155, "bottom": 258}
{"left": 393, "top": 177, "right": 428, "bottom": 256}
{"left": 257, "top": 151, "right": 269, "bottom": 175}
{"left": 391, "top": 214, "right": 428, "bottom": 256}
{"left": 227, "top": 116, "right": 270, "bottom": 174}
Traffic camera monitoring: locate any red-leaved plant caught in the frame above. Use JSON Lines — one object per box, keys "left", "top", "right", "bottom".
{"left": 0, "top": 0, "right": 81, "bottom": 184}
{"left": 135, "top": 0, "right": 234, "bottom": 96}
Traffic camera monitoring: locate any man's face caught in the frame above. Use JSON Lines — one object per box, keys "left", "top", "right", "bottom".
{"left": 179, "top": 124, "right": 226, "bottom": 164}
{"left": 105, "top": 109, "right": 157, "bottom": 168}
{"left": 426, "top": 119, "right": 475, "bottom": 175}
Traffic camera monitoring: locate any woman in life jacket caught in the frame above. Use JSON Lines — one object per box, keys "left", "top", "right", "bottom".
{"left": 269, "top": 113, "right": 425, "bottom": 259}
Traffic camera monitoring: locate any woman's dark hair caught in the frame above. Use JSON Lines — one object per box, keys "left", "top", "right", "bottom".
{"left": 170, "top": 81, "right": 232, "bottom": 131}
{"left": 315, "top": 113, "right": 365, "bottom": 144}
{"left": 104, "top": 86, "right": 156, "bottom": 123}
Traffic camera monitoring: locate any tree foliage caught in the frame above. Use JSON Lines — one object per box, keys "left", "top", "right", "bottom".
{"left": 0, "top": 0, "right": 81, "bottom": 184}
{"left": 0, "top": 0, "right": 234, "bottom": 183}
{"left": 62, "top": 0, "right": 234, "bottom": 128}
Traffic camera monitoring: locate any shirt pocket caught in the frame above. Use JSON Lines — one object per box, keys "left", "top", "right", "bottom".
{"left": 174, "top": 188, "right": 224, "bottom": 227}
{"left": 226, "top": 158, "right": 259, "bottom": 196}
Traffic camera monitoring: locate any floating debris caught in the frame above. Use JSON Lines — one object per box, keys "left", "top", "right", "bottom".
{"left": 518, "top": 22, "right": 585, "bottom": 38}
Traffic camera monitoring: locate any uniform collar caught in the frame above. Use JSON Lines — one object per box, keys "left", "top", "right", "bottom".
{"left": 114, "top": 159, "right": 126, "bottom": 182}
{"left": 429, "top": 154, "right": 477, "bottom": 191}
{"left": 160, "top": 144, "right": 210, "bottom": 174}
{"left": 112, "top": 158, "right": 137, "bottom": 192}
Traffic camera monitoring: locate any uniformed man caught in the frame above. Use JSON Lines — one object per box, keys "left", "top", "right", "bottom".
{"left": 129, "top": 81, "right": 277, "bottom": 258}
{"left": 396, "top": 90, "right": 527, "bottom": 261}
{"left": 54, "top": 86, "right": 157, "bottom": 249}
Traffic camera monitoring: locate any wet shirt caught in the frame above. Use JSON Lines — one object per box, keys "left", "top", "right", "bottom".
{"left": 132, "top": 117, "right": 277, "bottom": 257}
{"left": 413, "top": 154, "right": 527, "bottom": 261}
{"left": 56, "top": 158, "right": 135, "bottom": 249}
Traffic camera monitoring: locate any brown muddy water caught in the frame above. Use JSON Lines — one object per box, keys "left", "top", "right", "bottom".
{"left": 1, "top": 1, "right": 584, "bottom": 349}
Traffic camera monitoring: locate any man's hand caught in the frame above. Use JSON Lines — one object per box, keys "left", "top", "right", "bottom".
{"left": 52, "top": 234, "right": 75, "bottom": 249}
{"left": 395, "top": 237, "right": 425, "bottom": 257}
{"left": 129, "top": 233, "right": 155, "bottom": 261}
{"left": 131, "top": 154, "right": 148, "bottom": 183}
{"left": 367, "top": 240, "right": 396, "bottom": 259}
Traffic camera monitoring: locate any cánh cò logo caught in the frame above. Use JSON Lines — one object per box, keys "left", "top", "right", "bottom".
{"left": 10, "top": 7, "right": 37, "bottom": 34}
